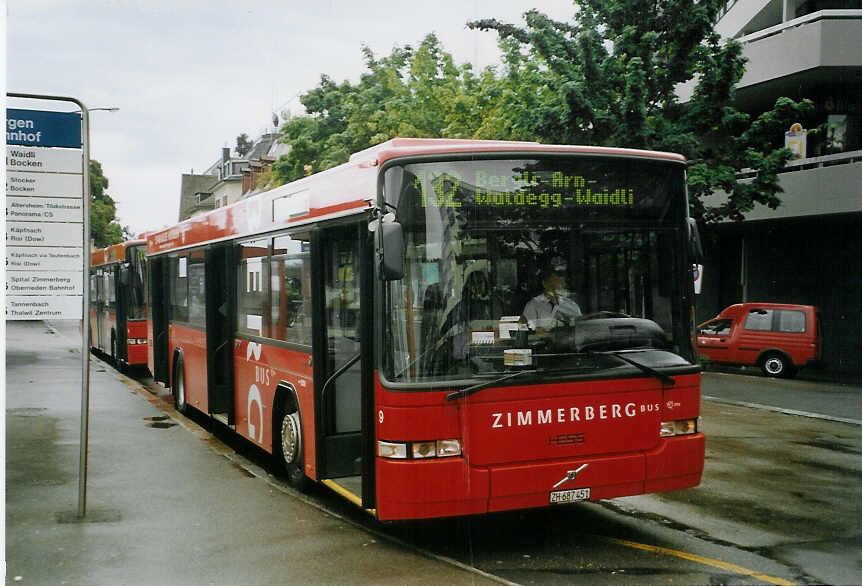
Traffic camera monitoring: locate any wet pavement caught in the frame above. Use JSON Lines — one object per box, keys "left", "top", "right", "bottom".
{"left": 4, "top": 320, "right": 499, "bottom": 585}
{"left": 616, "top": 393, "right": 862, "bottom": 585}
{"left": 7, "top": 320, "right": 861, "bottom": 585}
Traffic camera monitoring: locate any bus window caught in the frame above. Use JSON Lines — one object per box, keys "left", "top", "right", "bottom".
{"left": 96, "top": 269, "right": 104, "bottom": 303}
{"left": 127, "top": 245, "right": 147, "bottom": 320}
{"left": 171, "top": 255, "right": 189, "bottom": 322}
{"left": 237, "top": 239, "right": 269, "bottom": 337}
{"left": 271, "top": 234, "right": 312, "bottom": 345}
{"left": 188, "top": 253, "right": 206, "bottom": 327}
{"left": 103, "top": 270, "right": 115, "bottom": 308}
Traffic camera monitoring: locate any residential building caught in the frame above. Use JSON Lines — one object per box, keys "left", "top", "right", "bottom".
{"left": 240, "top": 133, "right": 291, "bottom": 197}
{"left": 698, "top": 0, "right": 862, "bottom": 376}
{"left": 178, "top": 135, "right": 289, "bottom": 220}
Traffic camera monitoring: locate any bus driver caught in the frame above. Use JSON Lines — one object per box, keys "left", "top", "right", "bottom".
{"left": 523, "top": 259, "right": 581, "bottom": 333}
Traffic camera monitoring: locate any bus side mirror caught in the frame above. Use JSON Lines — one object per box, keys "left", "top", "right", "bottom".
{"left": 378, "top": 221, "right": 404, "bottom": 281}
{"left": 119, "top": 265, "right": 130, "bottom": 286}
{"left": 688, "top": 218, "right": 704, "bottom": 263}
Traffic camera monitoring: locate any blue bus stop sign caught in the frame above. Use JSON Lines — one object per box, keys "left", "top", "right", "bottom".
{"left": 6, "top": 108, "right": 82, "bottom": 148}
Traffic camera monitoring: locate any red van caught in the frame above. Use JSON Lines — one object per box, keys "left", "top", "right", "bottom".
{"left": 697, "top": 303, "right": 822, "bottom": 378}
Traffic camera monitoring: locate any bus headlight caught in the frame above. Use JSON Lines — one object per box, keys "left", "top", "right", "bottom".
{"left": 378, "top": 439, "right": 462, "bottom": 459}
{"left": 435, "top": 439, "right": 462, "bottom": 457}
{"left": 378, "top": 441, "right": 408, "bottom": 459}
{"left": 412, "top": 441, "right": 437, "bottom": 459}
{"left": 660, "top": 418, "right": 698, "bottom": 437}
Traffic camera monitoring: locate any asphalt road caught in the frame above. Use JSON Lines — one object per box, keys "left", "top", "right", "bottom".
{"left": 701, "top": 369, "right": 862, "bottom": 424}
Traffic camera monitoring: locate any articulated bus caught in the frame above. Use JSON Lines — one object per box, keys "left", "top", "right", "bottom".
{"left": 146, "top": 138, "right": 704, "bottom": 521}
{"left": 89, "top": 239, "right": 149, "bottom": 370}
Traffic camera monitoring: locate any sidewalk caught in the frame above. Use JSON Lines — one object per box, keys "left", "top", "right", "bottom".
{"left": 5, "top": 320, "right": 497, "bottom": 585}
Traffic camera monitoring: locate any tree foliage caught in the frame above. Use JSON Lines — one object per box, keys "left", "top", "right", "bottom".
{"left": 469, "top": 0, "right": 812, "bottom": 222}
{"left": 235, "top": 133, "right": 253, "bottom": 157}
{"left": 89, "top": 160, "right": 127, "bottom": 248}
{"left": 271, "top": 2, "right": 811, "bottom": 222}
{"left": 272, "top": 35, "right": 489, "bottom": 185}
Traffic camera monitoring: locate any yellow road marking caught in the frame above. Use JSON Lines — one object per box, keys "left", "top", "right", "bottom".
{"left": 597, "top": 535, "right": 795, "bottom": 586}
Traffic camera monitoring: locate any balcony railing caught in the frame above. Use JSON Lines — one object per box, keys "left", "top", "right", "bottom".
{"left": 737, "top": 149, "right": 862, "bottom": 179}
{"left": 737, "top": 8, "right": 862, "bottom": 43}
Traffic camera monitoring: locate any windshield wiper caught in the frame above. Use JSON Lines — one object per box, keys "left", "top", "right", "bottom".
{"left": 588, "top": 350, "right": 675, "bottom": 386}
{"left": 446, "top": 369, "right": 539, "bottom": 401}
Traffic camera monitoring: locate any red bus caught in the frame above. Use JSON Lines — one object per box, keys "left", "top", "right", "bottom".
{"left": 146, "top": 138, "right": 704, "bottom": 520}
{"left": 89, "top": 239, "right": 149, "bottom": 370}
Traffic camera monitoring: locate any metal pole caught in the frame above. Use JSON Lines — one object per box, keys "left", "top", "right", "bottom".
{"left": 7, "top": 93, "right": 91, "bottom": 517}
{"left": 78, "top": 104, "right": 91, "bottom": 517}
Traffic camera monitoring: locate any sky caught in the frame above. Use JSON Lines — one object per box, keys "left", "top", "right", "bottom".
{"left": 6, "top": 0, "right": 577, "bottom": 236}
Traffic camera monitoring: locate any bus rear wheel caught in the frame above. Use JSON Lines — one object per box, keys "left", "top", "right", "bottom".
{"left": 173, "top": 357, "right": 189, "bottom": 414}
{"left": 276, "top": 404, "right": 307, "bottom": 490}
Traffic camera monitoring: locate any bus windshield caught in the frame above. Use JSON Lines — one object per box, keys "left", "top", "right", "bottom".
{"left": 382, "top": 156, "right": 694, "bottom": 384}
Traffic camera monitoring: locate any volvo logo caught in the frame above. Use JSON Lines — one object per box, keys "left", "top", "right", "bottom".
{"left": 552, "top": 464, "right": 589, "bottom": 489}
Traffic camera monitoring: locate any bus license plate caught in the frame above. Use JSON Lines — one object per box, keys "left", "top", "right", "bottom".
{"left": 549, "top": 488, "right": 590, "bottom": 504}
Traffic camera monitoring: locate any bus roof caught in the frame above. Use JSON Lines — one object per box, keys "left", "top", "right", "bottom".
{"left": 91, "top": 239, "right": 146, "bottom": 267}
{"left": 359, "top": 138, "right": 687, "bottom": 166}
{"left": 147, "top": 138, "right": 686, "bottom": 255}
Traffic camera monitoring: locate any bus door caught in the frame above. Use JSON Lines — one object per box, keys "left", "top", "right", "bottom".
{"left": 149, "top": 257, "right": 171, "bottom": 385}
{"left": 94, "top": 268, "right": 105, "bottom": 352}
{"left": 116, "top": 263, "right": 130, "bottom": 363}
{"left": 313, "top": 223, "right": 374, "bottom": 505}
{"left": 206, "top": 244, "right": 235, "bottom": 424}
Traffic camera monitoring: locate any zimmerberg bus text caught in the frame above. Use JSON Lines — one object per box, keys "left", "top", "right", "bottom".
{"left": 491, "top": 401, "right": 660, "bottom": 429}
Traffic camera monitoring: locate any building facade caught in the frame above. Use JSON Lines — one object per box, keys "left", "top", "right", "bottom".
{"left": 698, "top": 0, "right": 862, "bottom": 376}
{"left": 178, "top": 135, "right": 290, "bottom": 221}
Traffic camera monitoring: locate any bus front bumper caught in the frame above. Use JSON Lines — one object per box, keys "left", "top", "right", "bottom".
{"left": 374, "top": 433, "right": 705, "bottom": 521}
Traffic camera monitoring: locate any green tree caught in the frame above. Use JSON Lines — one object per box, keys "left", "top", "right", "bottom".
{"left": 89, "top": 160, "right": 125, "bottom": 248}
{"left": 469, "top": 0, "right": 813, "bottom": 222}
{"left": 235, "top": 133, "right": 253, "bottom": 157}
{"left": 272, "top": 34, "right": 495, "bottom": 185}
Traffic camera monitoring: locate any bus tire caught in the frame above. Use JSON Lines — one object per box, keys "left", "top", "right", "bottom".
{"left": 275, "top": 392, "right": 307, "bottom": 490}
{"left": 761, "top": 351, "right": 795, "bottom": 378}
{"left": 173, "top": 354, "right": 189, "bottom": 414}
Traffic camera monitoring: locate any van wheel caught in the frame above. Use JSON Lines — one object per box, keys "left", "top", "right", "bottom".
{"left": 275, "top": 402, "right": 307, "bottom": 490}
{"left": 761, "top": 352, "right": 795, "bottom": 378}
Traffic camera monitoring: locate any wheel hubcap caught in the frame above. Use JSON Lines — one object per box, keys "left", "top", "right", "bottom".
{"left": 765, "top": 358, "right": 782, "bottom": 374}
{"left": 281, "top": 412, "right": 301, "bottom": 465}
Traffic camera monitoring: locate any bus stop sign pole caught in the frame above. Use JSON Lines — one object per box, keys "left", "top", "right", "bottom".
{"left": 7, "top": 92, "right": 91, "bottom": 517}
